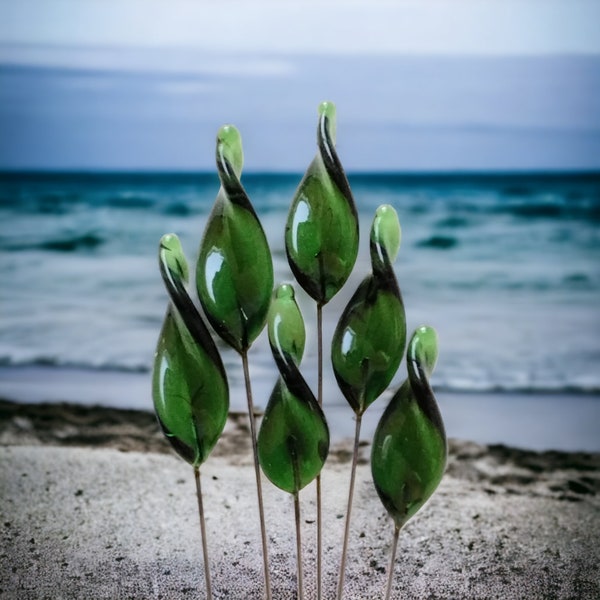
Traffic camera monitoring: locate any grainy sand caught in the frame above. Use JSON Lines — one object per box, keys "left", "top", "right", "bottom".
{"left": 1, "top": 400, "right": 599, "bottom": 599}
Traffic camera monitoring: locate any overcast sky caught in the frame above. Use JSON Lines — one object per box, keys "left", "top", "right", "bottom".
{"left": 1, "top": 0, "right": 599, "bottom": 171}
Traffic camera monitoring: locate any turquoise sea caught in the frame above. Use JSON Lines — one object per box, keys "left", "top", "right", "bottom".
{"left": 1, "top": 171, "right": 599, "bottom": 450}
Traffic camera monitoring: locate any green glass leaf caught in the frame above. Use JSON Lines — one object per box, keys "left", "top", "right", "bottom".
{"left": 153, "top": 234, "right": 229, "bottom": 467}
{"left": 285, "top": 101, "right": 359, "bottom": 305}
{"left": 331, "top": 205, "right": 406, "bottom": 415}
{"left": 258, "top": 284, "right": 330, "bottom": 494}
{"left": 371, "top": 326, "right": 447, "bottom": 529}
{"left": 196, "top": 125, "right": 274, "bottom": 353}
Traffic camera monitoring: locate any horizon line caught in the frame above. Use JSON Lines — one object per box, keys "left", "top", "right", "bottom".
{"left": 1, "top": 167, "right": 599, "bottom": 178}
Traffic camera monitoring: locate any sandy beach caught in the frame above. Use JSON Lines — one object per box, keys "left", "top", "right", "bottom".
{"left": 1, "top": 399, "right": 599, "bottom": 599}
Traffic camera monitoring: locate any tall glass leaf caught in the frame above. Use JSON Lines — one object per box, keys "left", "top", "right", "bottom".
{"left": 332, "top": 204, "right": 406, "bottom": 416}
{"left": 285, "top": 99, "right": 359, "bottom": 598}
{"left": 196, "top": 125, "right": 274, "bottom": 353}
{"left": 333, "top": 204, "right": 406, "bottom": 599}
{"left": 371, "top": 325, "right": 447, "bottom": 529}
{"left": 152, "top": 234, "right": 229, "bottom": 467}
{"left": 258, "top": 283, "right": 329, "bottom": 599}
{"left": 196, "top": 124, "right": 275, "bottom": 598}
{"left": 258, "top": 284, "right": 330, "bottom": 493}
{"left": 371, "top": 325, "right": 447, "bottom": 599}
{"left": 285, "top": 101, "right": 359, "bottom": 305}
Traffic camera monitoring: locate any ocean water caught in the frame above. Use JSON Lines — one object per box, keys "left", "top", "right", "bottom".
{"left": 1, "top": 172, "right": 599, "bottom": 449}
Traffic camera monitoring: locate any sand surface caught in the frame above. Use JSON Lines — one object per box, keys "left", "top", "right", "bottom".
{"left": 1, "top": 400, "right": 599, "bottom": 599}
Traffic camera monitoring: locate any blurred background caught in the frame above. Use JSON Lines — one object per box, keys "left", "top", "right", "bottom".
{"left": 1, "top": 0, "right": 599, "bottom": 450}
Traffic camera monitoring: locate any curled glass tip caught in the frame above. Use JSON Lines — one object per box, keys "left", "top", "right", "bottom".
{"left": 159, "top": 233, "right": 189, "bottom": 283}
{"left": 371, "top": 204, "right": 401, "bottom": 264}
{"left": 217, "top": 124, "right": 244, "bottom": 177}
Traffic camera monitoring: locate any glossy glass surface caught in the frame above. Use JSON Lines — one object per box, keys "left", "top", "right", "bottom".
{"left": 196, "top": 125, "right": 274, "bottom": 353}
{"left": 331, "top": 205, "right": 406, "bottom": 415}
{"left": 258, "top": 284, "right": 329, "bottom": 493}
{"left": 153, "top": 234, "right": 229, "bottom": 467}
{"left": 285, "top": 102, "right": 359, "bottom": 304}
{"left": 371, "top": 326, "right": 447, "bottom": 529}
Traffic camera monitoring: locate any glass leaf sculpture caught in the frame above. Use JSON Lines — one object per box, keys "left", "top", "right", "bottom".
{"left": 371, "top": 326, "right": 447, "bottom": 599}
{"left": 333, "top": 204, "right": 407, "bottom": 599}
{"left": 196, "top": 125, "right": 274, "bottom": 353}
{"left": 258, "top": 284, "right": 330, "bottom": 493}
{"left": 285, "top": 101, "right": 359, "bottom": 305}
{"left": 258, "top": 283, "right": 329, "bottom": 599}
{"left": 195, "top": 124, "right": 274, "bottom": 598}
{"left": 152, "top": 233, "right": 229, "bottom": 467}
{"left": 284, "top": 100, "right": 356, "bottom": 597}
{"left": 331, "top": 204, "right": 406, "bottom": 416}
{"left": 371, "top": 325, "right": 446, "bottom": 527}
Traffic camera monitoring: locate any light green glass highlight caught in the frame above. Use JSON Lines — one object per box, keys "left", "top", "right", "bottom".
{"left": 371, "top": 204, "right": 401, "bottom": 264}
{"left": 285, "top": 101, "right": 359, "bottom": 304}
{"left": 152, "top": 234, "right": 229, "bottom": 467}
{"left": 371, "top": 326, "right": 447, "bottom": 529}
{"left": 196, "top": 125, "right": 274, "bottom": 353}
{"left": 160, "top": 232, "right": 189, "bottom": 282}
{"left": 267, "top": 284, "right": 306, "bottom": 365}
{"left": 216, "top": 124, "right": 243, "bottom": 177}
{"left": 331, "top": 205, "right": 406, "bottom": 415}
{"left": 318, "top": 101, "right": 337, "bottom": 144}
{"left": 258, "top": 284, "right": 329, "bottom": 494}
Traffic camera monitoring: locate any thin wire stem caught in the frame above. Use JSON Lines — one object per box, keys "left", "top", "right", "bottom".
{"left": 336, "top": 414, "right": 363, "bottom": 600}
{"left": 384, "top": 525, "right": 401, "bottom": 600}
{"left": 193, "top": 466, "right": 213, "bottom": 600}
{"left": 316, "top": 302, "right": 324, "bottom": 600}
{"left": 317, "top": 303, "right": 323, "bottom": 405}
{"left": 293, "top": 491, "right": 305, "bottom": 600}
{"left": 242, "top": 351, "right": 272, "bottom": 600}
